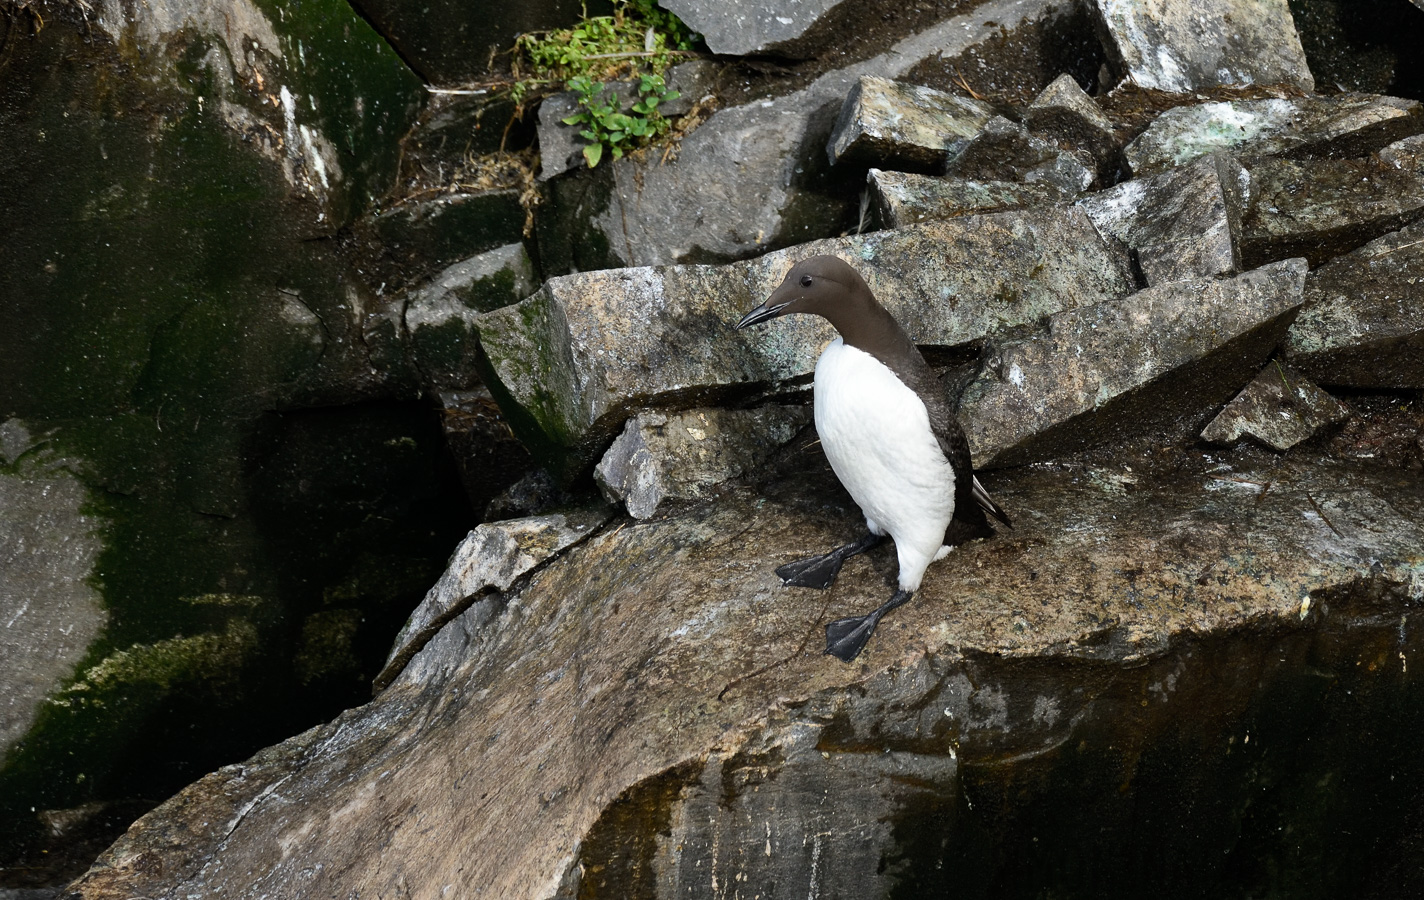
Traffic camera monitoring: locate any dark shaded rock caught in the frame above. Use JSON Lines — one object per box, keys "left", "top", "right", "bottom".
{"left": 536, "top": 62, "right": 718, "bottom": 181}
{"left": 1201, "top": 363, "right": 1347, "bottom": 450}
{"left": 659, "top": 0, "right": 843, "bottom": 56}
{"left": 436, "top": 387, "right": 537, "bottom": 513}
{"left": 405, "top": 243, "right": 536, "bottom": 389}
{"left": 372, "top": 505, "right": 613, "bottom": 692}
{"left": 945, "top": 117, "right": 1096, "bottom": 193}
{"left": 826, "top": 75, "right": 994, "bottom": 172}
{"left": 595, "top": 404, "right": 812, "bottom": 518}
{"left": 867, "top": 169, "right": 1066, "bottom": 229}
{"left": 1282, "top": 220, "right": 1424, "bottom": 389}
{"left": 364, "top": 192, "right": 529, "bottom": 291}
{"left": 66, "top": 445, "right": 1424, "bottom": 899}
{"left": 1025, "top": 73, "right": 1120, "bottom": 174}
{"left": 962, "top": 259, "right": 1308, "bottom": 468}
{"left": 1076, "top": 153, "right": 1246, "bottom": 285}
{"left": 1125, "top": 93, "right": 1424, "bottom": 177}
{"left": 537, "top": 0, "right": 1089, "bottom": 271}
{"left": 1329, "top": 395, "right": 1424, "bottom": 470}
{"left": 480, "top": 207, "right": 1133, "bottom": 476}
{"left": 1088, "top": 0, "right": 1313, "bottom": 93}
{"left": 1240, "top": 153, "right": 1424, "bottom": 268}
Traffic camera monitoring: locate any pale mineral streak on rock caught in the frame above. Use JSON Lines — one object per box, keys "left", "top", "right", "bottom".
{"left": 962, "top": 259, "right": 1308, "bottom": 468}
{"left": 1201, "top": 363, "right": 1348, "bottom": 451}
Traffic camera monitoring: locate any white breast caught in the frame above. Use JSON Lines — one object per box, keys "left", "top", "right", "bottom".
{"left": 813, "top": 339, "right": 956, "bottom": 592}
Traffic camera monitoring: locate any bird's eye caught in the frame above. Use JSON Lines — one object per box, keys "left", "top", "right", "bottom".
{"left": 800, "top": 275, "right": 813, "bottom": 287}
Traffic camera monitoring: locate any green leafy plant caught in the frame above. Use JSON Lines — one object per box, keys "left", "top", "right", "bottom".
{"left": 561, "top": 72, "right": 679, "bottom": 168}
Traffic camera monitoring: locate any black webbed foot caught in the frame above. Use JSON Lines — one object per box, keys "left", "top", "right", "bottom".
{"left": 775, "top": 533, "right": 886, "bottom": 589}
{"left": 824, "top": 589, "right": 914, "bottom": 662}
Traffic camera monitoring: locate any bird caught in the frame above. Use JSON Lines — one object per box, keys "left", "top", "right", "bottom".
{"left": 735, "top": 255, "right": 1010, "bottom": 662}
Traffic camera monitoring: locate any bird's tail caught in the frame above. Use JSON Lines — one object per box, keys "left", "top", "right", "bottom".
{"left": 972, "top": 475, "right": 1013, "bottom": 529}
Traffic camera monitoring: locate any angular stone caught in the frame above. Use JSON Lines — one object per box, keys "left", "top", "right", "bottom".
{"left": 481, "top": 206, "right": 1134, "bottom": 475}
{"left": 1125, "top": 94, "right": 1424, "bottom": 177}
{"left": 1025, "top": 73, "right": 1118, "bottom": 162}
{"left": 1282, "top": 220, "right": 1424, "bottom": 389}
{"left": 405, "top": 243, "right": 537, "bottom": 388}
{"left": 659, "top": 0, "right": 847, "bottom": 56}
{"left": 1381, "top": 133, "right": 1424, "bottom": 170}
{"left": 1240, "top": 155, "right": 1424, "bottom": 268}
{"left": 1201, "top": 364, "right": 1348, "bottom": 450}
{"left": 1089, "top": 0, "right": 1313, "bottom": 93}
{"left": 436, "top": 387, "right": 536, "bottom": 514}
{"left": 1076, "top": 153, "right": 1246, "bottom": 284}
{"left": 867, "top": 169, "right": 1066, "bottom": 229}
{"left": 367, "top": 191, "right": 528, "bottom": 288}
{"left": 372, "top": 504, "right": 613, "bottom": 692}
{"left": 595, "top": 404, "right": 811, "bottom": 518}
{"left": 68, "top": 448, "right": 1424, "bottom": 900}
{"left": 945, "top": 117, "right": 1096, "bottom": 193}
{"left": 961, "top": 259, "right": 1309, "bottom": 468}
{"left": 826, "top": 76, "right": 995, "bottom": 171}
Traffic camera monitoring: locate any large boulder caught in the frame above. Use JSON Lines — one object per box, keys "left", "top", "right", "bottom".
{"left": 67, "top": 443, "right": 1424, "bottom": 899}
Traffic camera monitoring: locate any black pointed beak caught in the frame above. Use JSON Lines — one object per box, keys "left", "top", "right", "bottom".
{"left": 735, "top": 301, "right": 789, "bottom": 330}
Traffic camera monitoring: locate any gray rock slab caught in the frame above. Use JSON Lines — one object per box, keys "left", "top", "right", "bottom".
{"left": 1076, "top": 153, "right": 1246, "bottom": 284}
{"left": 537, "top": 62, "right": 717, "bottom": 181}
{"left": 945, "top": 116, "right": 1096, "bottom": 193}
{"left": 962, "top": 259, "right": 1308, "bottom": 468}
{"left": 1025, "top": 73, "right": 1118, "bottom": 163}
{"left": 404, "top": 243, "right": 537, "bottom": 388}
{"left": 1282, "top": 220, "right": 1424, "bottom": 389}
{"left": 0, "top": 422, "right": 107, "bottom": 758}
{"left": 660, "top": 0, "right": 847, "bottom": 56}
{"left": 481, "top": 206, "right": 1134, "bottom": 476}
{"left": 867, "top": 169, "right": 1066, "bottom": 228}
{"left": 1125, "top": 94, "right": 1424, "bottom": 177}
{"left": 826, "top": 75, "right": 995, "bottom": 171}
{"left": 595, "top": 404, "right": 812, "bottom": 518}
{"left": 1240, "top": 155, "right": 1424, "bottom": 268}
{"left": 543, "top": 0, "right": 1085, "bottom": 270}
{"left": 1089, "top": 0, "right": 1313, "bottom": 93}
{"left": 372, "top": 504, "right": 613, "bottom": 692}
{"left": 67, "top": 447, "right": 1424, "bottom": 899}
{"left": 1201, "top": 363, "right": 1348, "bottom": 450}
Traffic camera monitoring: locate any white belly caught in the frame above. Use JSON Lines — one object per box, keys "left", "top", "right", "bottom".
{"left": 813, "top": 339, "right": 956, "bottom": 592}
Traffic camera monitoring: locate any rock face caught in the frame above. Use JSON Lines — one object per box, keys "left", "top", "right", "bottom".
{"left": 1283, "top": 220, "right": 1424, "bottom": 389}
{"left": 595, "top": 404, "right": 812, "bottom": 518}
{"left": 961, "top": 259, "right": 1308, "bottom": 468}
{"left": 826, "top": 76, "right": 995, "bottom": 171}
{"left": 67, "top": 445, "right": 1424, "bottom": 899}
{"left": 481, "top": 207, "right": 1134, "bottom": 475}
{"left": 1089, "top": 0, "right": 1314, "bottom": 93}
{"left": 659, "top": 0, "right": 847, "bottom": 56}
{"left": 1024, "top": 73, "right": 1119, "bottom": 173}
{"left": 945, "top": 116, "right": 1097, "bottom": 193}
{"left": 1201, "top": 364, "right": 1348, "bottom": 450}
{"left": 1076, "top": 153, "right": 1246, "bottom": 285}
{"left": 1124, "top": 94, "right": 1423, "bottom": 177}
{"left": 867, "top": 170, "right": 1066, "bottom": 228}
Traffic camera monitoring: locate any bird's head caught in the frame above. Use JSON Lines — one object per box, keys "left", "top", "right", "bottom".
{"left": 734, "top": 255, "right": 874, "bottom": 332}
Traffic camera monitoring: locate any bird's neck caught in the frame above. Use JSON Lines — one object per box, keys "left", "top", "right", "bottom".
{"left": 826, "top": 297, "right": 926, "bottom": 382}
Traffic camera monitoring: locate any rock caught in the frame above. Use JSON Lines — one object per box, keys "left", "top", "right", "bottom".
{"left": 536, "top": 62, "right": 718, "bottom": 181}
{"left": 658, "top": 0, "right": 846, "bottom": 56}
{"left": 66, "top": 445, "right": 1424, "bottom": 899}
{"left": 1201, "top": 363, "right": 1348, "bottom": 450}
{"left": 1240, "top": 154, "right": 1424, "bottom": 268}
{"left": 537, "top": 0, "right": 1097, "bottom": 272}
{"left": 945, "top": 117, "right": 1096, "bottom": 194}
{"left": 0, "top": 423, "right": 105, "bottom": 762}
{"left": 1076, "top": 153, "right": 1246, "bottom": 285}
{"left": 1024, "top": 73, "right": 1120, "bottom": 173}
{"left": 1088, "top": 0, "right": 1313, "bottom": 93}
{"left": 961, "top": 259, "right": 1308, "bottom": 468}
{"left": 364, "top": 191, "right": 529, "bottom": 290}
{"left": 481, "top": 206, "right": 1134, "bottom": 476}
{"left": 1124, "top": 94, "right": 1424, "bottom": 177}
{"left": 372, "top": 505, "right": 613, "bottom": 692}
{"left": 825, "top": 76, "right": 995, "bottom": 172}
{"left": 867, "top": 169, "right": 1066, "bottom": 229}
{"left": 405, "top": 243, "right": 537, "bottom": 388}
{"left": 1282, "top": 220, "right": 1424, "bottom": 389}
{"left": 595, "top": 404, "right": 812, "bottom": 518}
{"left": 435, "top": 387, "right": 537, "bottom": 513}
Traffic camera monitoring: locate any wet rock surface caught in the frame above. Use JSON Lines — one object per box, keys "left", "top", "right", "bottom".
{"left": 595, "top": 404, "right": 812, "bottom": 518}
{"left": 961, "top": 260, "right": 1308, "bottom": 468}
{"left": 67, "top": 444, "right": 1424, "bottom": 899}
{"left": 1201, "top": 363, "right": 1348, "bottom": 451}
{"left": 1089, "top": 0, "right": 1313, "bottom": 93}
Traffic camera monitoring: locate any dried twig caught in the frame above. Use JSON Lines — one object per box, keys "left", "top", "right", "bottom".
{"left": 1305, "top": 491, "right": 1343, "bottom": 537}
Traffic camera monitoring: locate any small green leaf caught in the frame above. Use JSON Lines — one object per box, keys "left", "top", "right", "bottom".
{"left": 584, "top": 143, "right": 603, "bottom": 168}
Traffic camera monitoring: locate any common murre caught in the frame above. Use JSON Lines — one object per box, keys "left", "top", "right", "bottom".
{"left": 736, "top": 255, "right": 1011, "bottom": 662}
